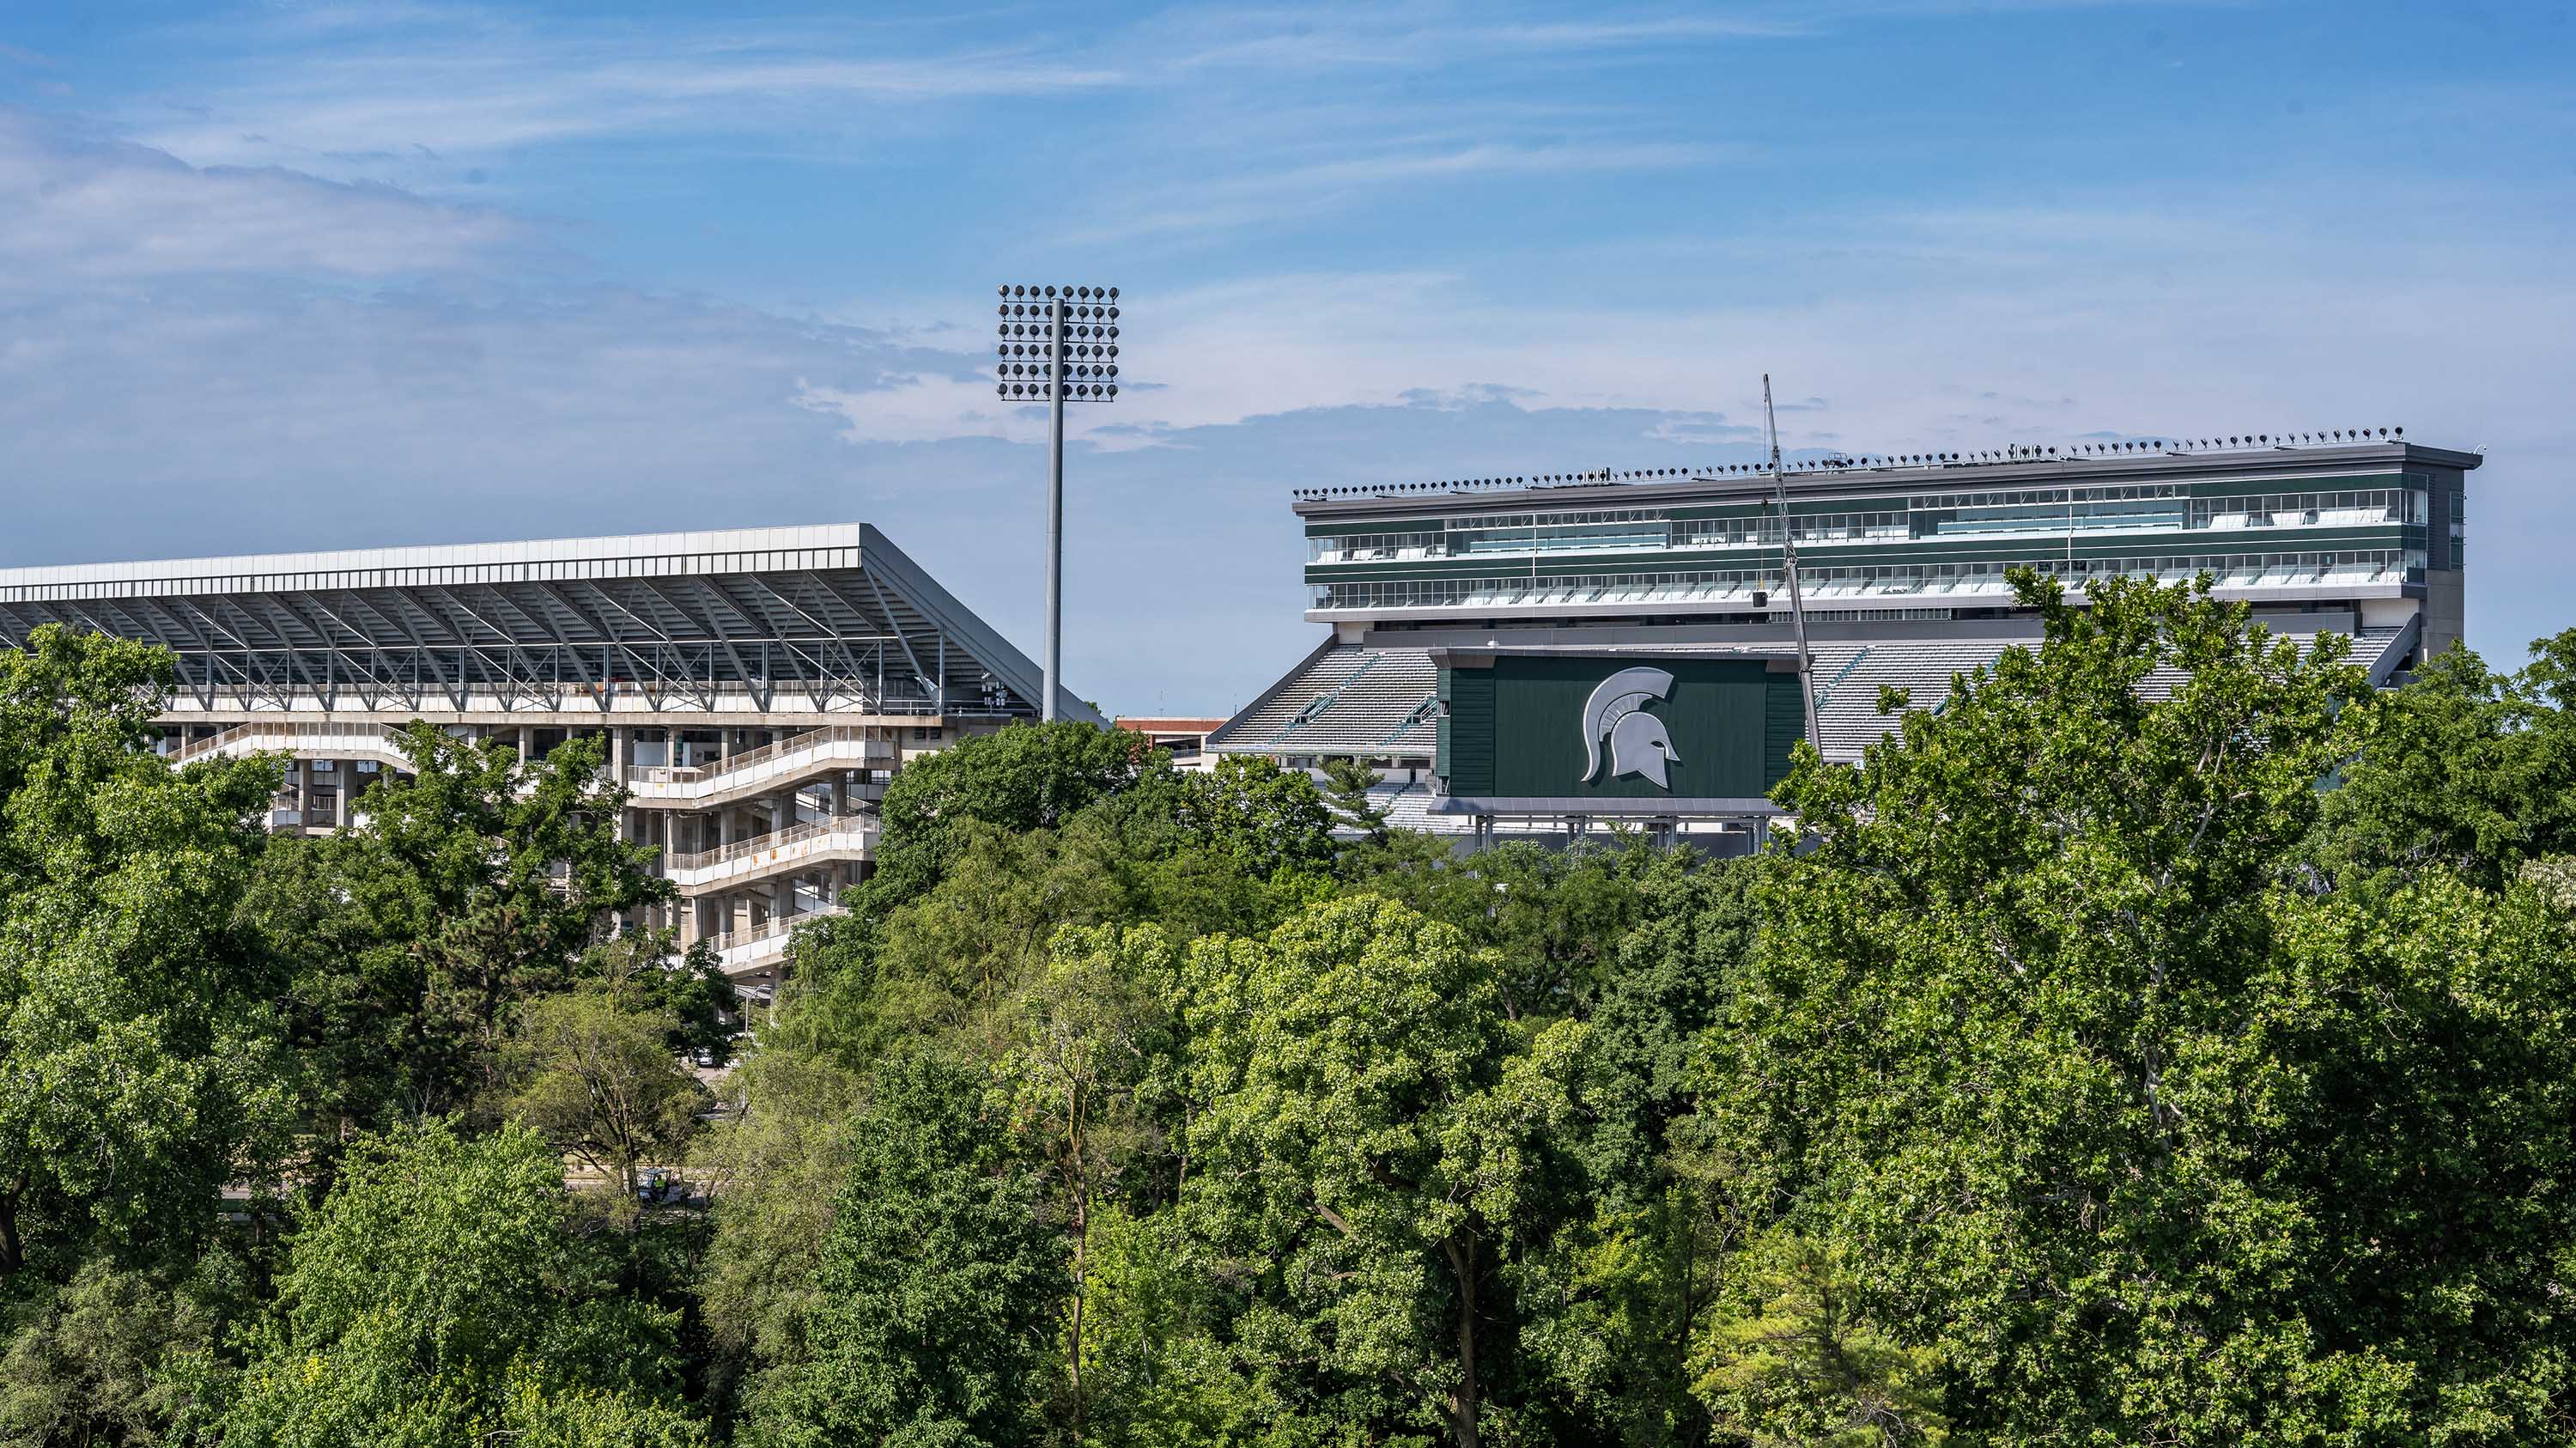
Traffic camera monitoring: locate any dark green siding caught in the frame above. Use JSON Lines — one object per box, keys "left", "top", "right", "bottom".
{"left": 1765, "top": 675, "right": 1803, "bottom": 781}
{"left": 1439, "top": 666, "right": 1497, "bottom": 794}
{"left": 1442, "top": 655, "right": 1801, "bottom": 800}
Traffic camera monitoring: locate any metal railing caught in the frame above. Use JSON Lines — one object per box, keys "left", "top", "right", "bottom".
{"left": 665, "top": 812, "right": 875, "bottom": 874}
{"left": 174, "top": 720, "right": 413, "bottom": 767}
{"left": 628, "top": 726, "right": 892, "bottom": 785}
{"left": 707, "top": 903, "right": 849, "bottom": 958}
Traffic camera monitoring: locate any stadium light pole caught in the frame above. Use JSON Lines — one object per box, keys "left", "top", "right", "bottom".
{"left": 995, "top": 283, "right": 1121, "bottom": 722}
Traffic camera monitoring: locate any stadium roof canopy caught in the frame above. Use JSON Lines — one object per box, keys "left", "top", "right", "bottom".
{"left": 0, "top": 523, "right": 1100, "bottom": 725}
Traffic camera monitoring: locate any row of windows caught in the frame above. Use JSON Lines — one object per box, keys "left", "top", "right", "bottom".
{"left": 1319, "top": 477, "right": 2442, "bottom": 562}
{"left": 1909, "top": 483, "right": 2186, "bottom": 509}
{"left": 1675, "top": 512, "right": 1911, "bottom": 547}
{"left": 1309, "top": 488, "right": 2432, "bottom": 563}
{"left": 2190, "top": 490, "right": 2420, "bottom": 527}
{"left": 1309, "top": 550, "right": 2423, "bottom": 611}
{"left": 1319, "top": 495, "right": 2421, "bottom": 564}
{"left": 1437, "top": 507, "right": 1662, "bottom": 532}
{"left": 1306, "top": 531, "right": 1445, "bottom": 561}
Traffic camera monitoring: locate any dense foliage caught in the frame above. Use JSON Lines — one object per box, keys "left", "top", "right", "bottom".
{"left": 7, "top": 577, "right": 2576, "bottom": 1445}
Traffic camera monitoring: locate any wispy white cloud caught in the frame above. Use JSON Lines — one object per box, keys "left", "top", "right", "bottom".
{"left": 1140, "top": 1, "right": 2208, "bottom": 74}
{"left": 854, "top": 191, "right": 2576, "bottom": 472}
{"left": 126, "top": 9, "right": 1125, "bottom": 170}
{"left": 793, "top": 372, "right": 1055, "bottom": 447}
{"left": 100, "top": 0, "right": 2169, "bottom": 187}
{"left": 1066, "top": 140, "right": 1733, "bottom": 243}
{"left": 0, "top": 112, "right": 527, "bottom": 285}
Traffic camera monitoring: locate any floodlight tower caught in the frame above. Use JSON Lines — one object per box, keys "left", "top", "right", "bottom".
{"left": 995, "top": 283, "right": 1122, "bottom": 721}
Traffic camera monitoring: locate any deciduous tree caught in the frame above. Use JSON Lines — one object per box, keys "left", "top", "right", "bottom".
{"left": 0, "top": 625, "right": 290, "bottom": 1281}
{"left": 214, "top": 1119, "right": 701, "bottom": 1445}
{"left": 495, "top": 987, "right": 708, "bottom": 1210}
{"left": 746, "top": 1056, "right": 1060, "bottom": 1448}
{"left": 1182, "top": 894, "right": 1585, "bottom": 1447}
{"left": 2313, "top": 631, "right": 2576, "bottom": 888}
{"left": 1703, "top": 570, "right": 2576, "bottom": 1442}
{"left": 241, "top": 724, "right": 670, "bottom": 1133}
{"left": 864, "top": 721, "right": 1148, "bottom": 910}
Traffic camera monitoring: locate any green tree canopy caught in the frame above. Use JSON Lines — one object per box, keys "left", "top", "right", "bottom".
{"left": 0, "top": 625, "right": 290, "bottom": 1281}
{"left": 746, "top": 1056, "right": 1061, "bottom": 1448}
{"left": 1700, "top": 571, "right": 2576, "bottom": 1443}
{"left": 1182, "top": 893, "right": 1586, "bottom": 1447}
{"left": 781, "top": 754, "right": 1327, "bottom": 1072}
{"left": 240, "top": 723, "right": 671, "bottom": 1133}
{"left": 863, "top": 721, "right": 1148, "bottom": 910}
{"left": 1005, "top": 924, "right": 1187, "bottom": 1437}
{"left": 493, "top": 986, "right": 708, "bottom": 1212}
{"left": 1318, "top": 757, "right": 1392, "bottom": 850}
{"left": 2313, "top": 630, "right": 2576, "bottom": 889}
{"left": 0, "top": 1251, "right": 246, "bottom": 1446}
{"left": 1170, "top": 755, "right": 1335, "bottom": 882}
{"left": 216, "top": 1118, "right": 700, "bottom": 1445}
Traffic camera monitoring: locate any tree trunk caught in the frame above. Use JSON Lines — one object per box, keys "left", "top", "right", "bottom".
{"left": 0, "top": 1187, "right": 22, "bottom": 1275}
{"left": 1066, "top": 1075, "right": 1090, "bottom": 1445}
{"left": 1674, "top": 1187, "right": 1698, "bottom": 1430}
{"left": 1067, "top": 1171, "right": 1089, "bottom": 1444}
{"left": 1444, "top": 1232, "right": 1481, "bottom": 1448}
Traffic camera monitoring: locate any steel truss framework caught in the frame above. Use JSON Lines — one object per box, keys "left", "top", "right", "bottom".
{"left": 0, "top": 525, "right": 1089, "bottom": 721}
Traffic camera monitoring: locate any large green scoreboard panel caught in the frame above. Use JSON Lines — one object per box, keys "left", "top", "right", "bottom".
{"left": 1436, "top": 652, "right": 1804, "bottom": 802}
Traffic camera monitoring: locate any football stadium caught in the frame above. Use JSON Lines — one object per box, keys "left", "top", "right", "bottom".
{"left": 0, "top": 430, "right": 2481, "bottom": 953}
{"left": 1210, "top": 430, "right": 2476, "bottom": 848}
{"left": 0, "top": 523, "right": 1097, "bottom": 993}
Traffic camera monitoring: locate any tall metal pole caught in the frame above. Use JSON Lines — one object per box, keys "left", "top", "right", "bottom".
{"left": 995, "top": 283, "right": 1120, "bottom": 723}
{"left": 1043, "top": 295, "right": 1065, "bottom": 723}
{"left": 1765, "top": 374, "right": 1822, "bottom": 756}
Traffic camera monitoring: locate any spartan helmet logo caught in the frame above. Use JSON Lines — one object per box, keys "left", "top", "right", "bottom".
{"left": 1582, "top": 666, "right": 1680, "bottom": 790}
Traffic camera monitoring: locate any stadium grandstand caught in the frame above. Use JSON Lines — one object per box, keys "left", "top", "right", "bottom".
{"left": 1212, "top": 430, "right": 2476, "bottom": 844}
{"left": 0, "top": 523, "right": 1099, "bottom": 997}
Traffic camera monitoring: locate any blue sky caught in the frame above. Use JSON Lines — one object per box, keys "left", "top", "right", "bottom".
{"left": 2, "top": 1, "right": 2570, "bottom": 715}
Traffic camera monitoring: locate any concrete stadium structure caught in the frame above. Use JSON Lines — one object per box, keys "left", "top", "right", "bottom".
{"left": 0, "top": 523, "right": 1099, "bottom": 995}
{"left": 1212, "top": 431, "right": 2476, "bottom": 842}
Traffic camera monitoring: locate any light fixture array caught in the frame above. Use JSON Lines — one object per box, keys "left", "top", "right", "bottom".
{"left": 996, "top": 284, "right": 1121, "bottom": 402}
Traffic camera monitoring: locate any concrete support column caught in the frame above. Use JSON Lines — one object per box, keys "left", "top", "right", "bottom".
{"left": 720, "top": 808, "right": 737, "bottom": 848}
{"left": 517, "top": 727, "right": 532, "bottom": 764}
{"left": 335, "top": 764, "right": 350, "bottom": 830}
